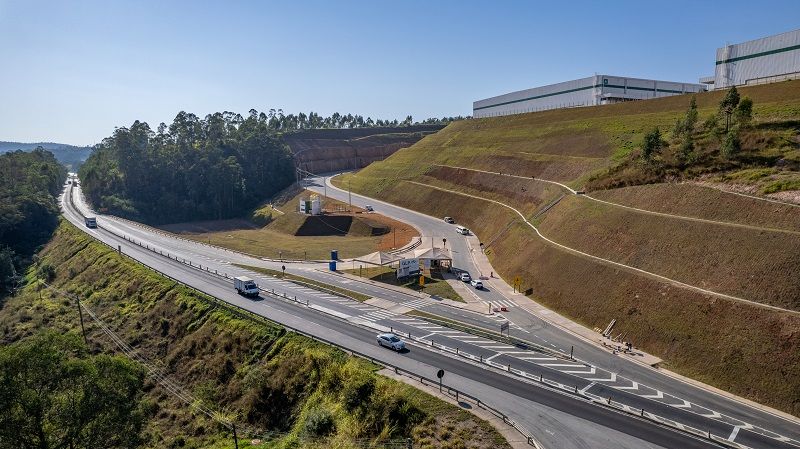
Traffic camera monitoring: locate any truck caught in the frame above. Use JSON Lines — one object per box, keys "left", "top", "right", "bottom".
{"left": 84, "top": 216, "right": 97, "bottom": 228}
{"left": 234, "top": 276, "right": 259, "bottom": 297}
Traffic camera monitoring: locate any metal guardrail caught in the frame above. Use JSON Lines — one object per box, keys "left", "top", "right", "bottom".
{"left": 67, "top": 185, "right": 754, "bottom": 449}
{"left": 65, "top": 184, "right": 544, "bottom": 448}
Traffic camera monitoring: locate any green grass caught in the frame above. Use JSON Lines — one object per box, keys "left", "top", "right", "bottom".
{"left": 344, "top": 266, "right": 464, "bottom": 302}
{"left": 0, "top": 220, "right": 510, "bottom": 449}
{"left": 234, "top": 263, "right": 371, "bottom": 302}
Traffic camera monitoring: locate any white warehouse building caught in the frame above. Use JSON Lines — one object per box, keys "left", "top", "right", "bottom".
{"left": 705, "top": 28, "right": 800, "bottom": 90}
{"left": 473, "top": 75, "right": 706, "bottom": 118}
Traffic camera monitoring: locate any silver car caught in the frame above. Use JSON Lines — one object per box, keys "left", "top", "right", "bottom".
{"left": 377, "top": 333, "right": 405, "bottom": 351}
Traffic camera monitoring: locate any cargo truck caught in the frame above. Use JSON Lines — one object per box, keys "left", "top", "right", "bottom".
{"left": 234, "top": 276, "right": 259, "bottom": 297}
{"left": 84, "top": 217, "right": 97, "bottom": 228}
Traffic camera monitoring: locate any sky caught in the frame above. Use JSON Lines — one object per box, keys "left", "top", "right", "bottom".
{"left": 0, "top": 1, "right": 798, "bottom": 145}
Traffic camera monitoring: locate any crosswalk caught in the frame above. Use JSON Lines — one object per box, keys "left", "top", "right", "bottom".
{"left": 482, "top": 298, "right": 516, "bottom": 308}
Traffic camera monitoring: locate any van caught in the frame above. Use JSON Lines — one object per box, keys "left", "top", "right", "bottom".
{"left": 234, "top": 276, "right": 260, "bottom": 297}
{"left": 456, "top": 225, "right": 469, "bottom": 235}
{"left": 84, "top": 217, "right": 97, "bottom": 228}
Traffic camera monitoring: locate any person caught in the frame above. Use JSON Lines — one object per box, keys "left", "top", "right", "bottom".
{"left": 490, "top": 271, "right": 493, "bottom": 278}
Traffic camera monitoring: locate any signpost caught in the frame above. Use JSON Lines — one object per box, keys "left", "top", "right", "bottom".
{"left": 437, "top": 369, "right": 445, "bottom": 392}
{"left": 500, "top": 320, "right": 510, "bottom": 336}
{"left": 513, "top": 276, "right": 522, "bottom": 292}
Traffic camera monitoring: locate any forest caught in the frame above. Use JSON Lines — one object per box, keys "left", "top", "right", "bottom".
{"left": 79, "top": 111, "right": 297, "bottom": 224}
{"left": 0, "top": 149, "right": 67, "bottom": 295}
{"left": 79, "top": 109, "right": 465, "bottom": 225}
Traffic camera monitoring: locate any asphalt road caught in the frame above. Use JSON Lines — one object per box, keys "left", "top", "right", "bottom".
{"left": 63, "top": 180, "right": 800, "bottom": 449}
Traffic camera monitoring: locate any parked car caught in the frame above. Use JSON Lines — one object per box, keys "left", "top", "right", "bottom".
{"left": 456, "top": 225, "right": 470, "bottom": 235}
{"left": 470, "top": 279, "right": 484, "bottom": 290}
{"left": 364, "top": 205, "right": 374, "bottom": 212}
{"left": 444, "top": 216, "right": 454, "bottom": 223}
{"left": 377, "top": 333, "right": 405, "bottom": 351}
{"left": 460, "top": 272, "right": 471, "bottom": 282}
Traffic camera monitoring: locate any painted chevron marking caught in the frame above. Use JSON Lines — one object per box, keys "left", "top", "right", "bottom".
{"left": 672, "top": 398, "right": 692, "bottom": 408}
{"left": 700, "top": 410, "right": 722, "bottom": 419}
{"left": 587, "top": 372, "right": 616, "bottom": 382}
{"left": 616, "top": 381, "right": 639, "bottom": 390}
{"left": 641, "top": 390, "right": 664, "bottom": 399}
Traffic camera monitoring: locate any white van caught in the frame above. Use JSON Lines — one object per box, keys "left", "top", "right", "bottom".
{"left": 456, "top": 225, "right": 469, "bottom": 235}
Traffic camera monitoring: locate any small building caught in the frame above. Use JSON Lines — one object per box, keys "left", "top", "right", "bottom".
{"left": 704, "top": 28, "right": 800, "bottom": 90}
{"left": 473, "top": 75, "right": 706, "bottom": 118}
{"left": 299, "top": 194, "right": 321, "bottom": 215}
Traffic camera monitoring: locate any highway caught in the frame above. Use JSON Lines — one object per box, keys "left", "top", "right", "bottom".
{"left": 63, "top": 179, "right": 800, "bottom": 449}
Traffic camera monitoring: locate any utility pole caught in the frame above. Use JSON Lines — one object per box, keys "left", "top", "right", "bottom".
{"left": 76, "top": 297, "right": 88, "bottom": 345}
{"left": 348, "top": 178, "right": 352, "bottom": 213}
{"left": 323, "top": 176, "right": 327, "bottom": 213}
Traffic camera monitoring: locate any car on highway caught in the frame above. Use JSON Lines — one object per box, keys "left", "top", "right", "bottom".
{"left": 459, "top": 272, "right": 471, "bottom": 282}
{"left": 376, "top": 333, "right": 405, "bottom": 351}
{"left": 444, "top": 216, "right": 454, "bottom": 223}
{"left": 456, "top": 225, "right": 470, "bottom": 235}
{"left": 364, "top": 205, "right": 374, "bottom": 212}
{"left": 470, "top": 279, "right": 484, "bottom": 290}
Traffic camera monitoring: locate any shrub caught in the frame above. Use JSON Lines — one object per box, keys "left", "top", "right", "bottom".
{"left": 303, "top": 407, "right": 336, "bottom": 437}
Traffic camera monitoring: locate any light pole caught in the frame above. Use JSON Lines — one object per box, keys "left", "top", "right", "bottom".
{"left": 348, "top": 178, "right": 352, "bottom": 213}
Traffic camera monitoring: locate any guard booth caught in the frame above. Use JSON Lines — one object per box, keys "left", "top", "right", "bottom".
{"left": 413, "top": 247, "right": 452, "bottom": 274}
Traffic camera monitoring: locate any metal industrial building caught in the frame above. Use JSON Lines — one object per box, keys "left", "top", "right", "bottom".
{"left": 473, "top": 75, "right": 706, "bottom": 118}
{"left": 703, "top": 28, "right": 800, "bottom": 90}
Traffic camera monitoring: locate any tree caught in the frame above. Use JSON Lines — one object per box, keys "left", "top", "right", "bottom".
{"left": 0, "top": 333, "right": 147, "bottom": 449}
{"left": 735, "top": 97, "right": 753, "bottom": 126}
{"left": 641, "top": 127, "right": 664, "bottom": 161}
{"left": 722, "top": 126, "right": 741, "bottom": 158}
{"left": 719, "top": 86, "right": 740, "bottom": 132}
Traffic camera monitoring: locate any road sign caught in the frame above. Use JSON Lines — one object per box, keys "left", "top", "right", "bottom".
{"left": 500, "top": 321, "right": 510, "bottom": 334}
{"left": 437, "top": 369, "right": 445, "bottom": 379}
{"left": 419, "top": 275, "right": 425, "bottom": 287}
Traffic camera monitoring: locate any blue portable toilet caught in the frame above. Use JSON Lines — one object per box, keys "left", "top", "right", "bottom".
{"left": 329, "top": 261, "right": 337, "bottom": 271}
{"left": 331, "top": 249, "right": 338, "bottom": 261}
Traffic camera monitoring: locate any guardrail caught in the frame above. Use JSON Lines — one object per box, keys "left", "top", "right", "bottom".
{"left": 66, "top": 185, "right": 756, "bottom": 449}
{"left": 65, "top": 184, "right": 544, "bottom": 448}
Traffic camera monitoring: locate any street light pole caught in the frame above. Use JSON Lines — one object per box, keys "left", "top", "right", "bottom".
{"left": 348, "top": 178, "right": 352, "bottom": 213}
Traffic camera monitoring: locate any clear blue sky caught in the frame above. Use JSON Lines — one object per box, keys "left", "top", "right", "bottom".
{"left": 1, "top": 0, "right": 798, "bottom": 145}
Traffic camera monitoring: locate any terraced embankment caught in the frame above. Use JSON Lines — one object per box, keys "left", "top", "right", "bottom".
{"left": 333, "top": 80, "right": 800, "bottom": 415}
{"left": 0, "top": 221, "right": 509, "bottom": 449}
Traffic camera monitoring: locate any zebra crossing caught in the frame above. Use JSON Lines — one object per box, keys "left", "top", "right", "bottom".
{"left": 482, "top": 298, "right": 516, "bottom": 308}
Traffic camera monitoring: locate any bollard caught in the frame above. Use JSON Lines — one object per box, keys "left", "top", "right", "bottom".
{"left": 480, "top": 354, "right": 483, "bottom": 363}
{"left": 507, "top": 364, "right": 511, "bottom": 372}
{"left": 575, "top": 385, "right": 578, "bottom": 393}
{"left": 540, "top": 373, "right": 543, "bottom": 382}
{"left": 641, "top": 408, "right": 645, "bottom": 417}
{"left": 456, "top": 347, "right": 459, "bottom": 354}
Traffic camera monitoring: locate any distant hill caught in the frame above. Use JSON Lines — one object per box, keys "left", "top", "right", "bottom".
{"left": 0, "top": 141, "right": 93, "bottom": 170}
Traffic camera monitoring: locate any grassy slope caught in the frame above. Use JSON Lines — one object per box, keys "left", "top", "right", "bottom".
{"left": 174, "top": 188, "right": 417, "bottom": 260}
{"left": 343, "top": 266, "right": 464, "bottom": 303}
{"left": 0, "top": 221, "right": 509, "bottom": 449}
{"left": 333, "top": 81, "right": 800, "bottom": 416}
{"left": 589, "top": 183, "right": 800, "bottom": 231}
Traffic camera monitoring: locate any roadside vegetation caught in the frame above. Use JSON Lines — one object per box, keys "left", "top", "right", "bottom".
{"left": 168, "top": 188, "right": 418, "bottom": 260}
{"left": 0, "top": 149, "right": 66, "bottom": 297}
{"left": 0, "top": 220, "right": 508, "bottom": 448}
{"left": 333, "top": 80, "right": 800, "bottom": 416}
{"left": 343, "top": 266, "right": 464, "bottom": 302}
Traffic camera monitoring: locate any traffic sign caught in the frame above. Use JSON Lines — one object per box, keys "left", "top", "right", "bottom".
{"left": 419, "top": 275, "right": 425, "bottom": 287}
{"left": 500, "top": 321, "right": 510, "bottom": 333}
{"left": 437, "top": 369, "right": 445, "bottom": 379}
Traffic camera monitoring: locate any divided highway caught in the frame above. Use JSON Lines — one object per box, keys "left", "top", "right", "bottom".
{"left": 63, "top": 178, "right": 800, "bottom": 449}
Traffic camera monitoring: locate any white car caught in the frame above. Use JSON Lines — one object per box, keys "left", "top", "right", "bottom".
{"left": 377, "top": 333, "right": 405, "bottom": 351}
{"left": 460, "top": 272, "right": 471, "bottom": 282}
{"left": 470, "top": 279, "right": 484, "bottom": 290}
{"left": 444, "top": 216, "right": 455, "bottom": 224}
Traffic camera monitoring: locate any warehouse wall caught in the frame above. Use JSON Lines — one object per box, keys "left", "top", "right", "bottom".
{"left": 473, "top": 76, "right": 599, "bottom": 118}
{"left": 715, "top": 29, "right": 800, "bottom": 89}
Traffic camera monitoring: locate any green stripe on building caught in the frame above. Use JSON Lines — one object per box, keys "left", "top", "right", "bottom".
{"left": 475, "top": 83, "right": 691, "bottom": 111}
{"left": 716, "top": 43, "right": 800, "bottom": 65}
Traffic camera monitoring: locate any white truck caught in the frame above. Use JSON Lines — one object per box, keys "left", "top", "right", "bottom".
{"left": 234, "top": 276, "right": 259, "bottom": 297}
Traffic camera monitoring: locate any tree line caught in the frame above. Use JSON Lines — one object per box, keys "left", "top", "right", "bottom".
{"left": 78, "top": 111, "right": 297, "bottom": 224}
{"left": 0, "top": 149, "right": 66, "bottom": 296}
{"left": 248, "top": 109, "right": 466, "bottom": 132}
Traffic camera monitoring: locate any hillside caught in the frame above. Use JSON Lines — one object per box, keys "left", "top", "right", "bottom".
{"left": 334, "top": 80, "right": 800, "bottom": 415}
{"left": 0, "top": 221, "right": 509, "bottom": 448}
{"left": 284, "top": 125, "right": 443, "bottom": 175}
{"left": 0, "top": 141, "right": 93, "bottom": 169}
